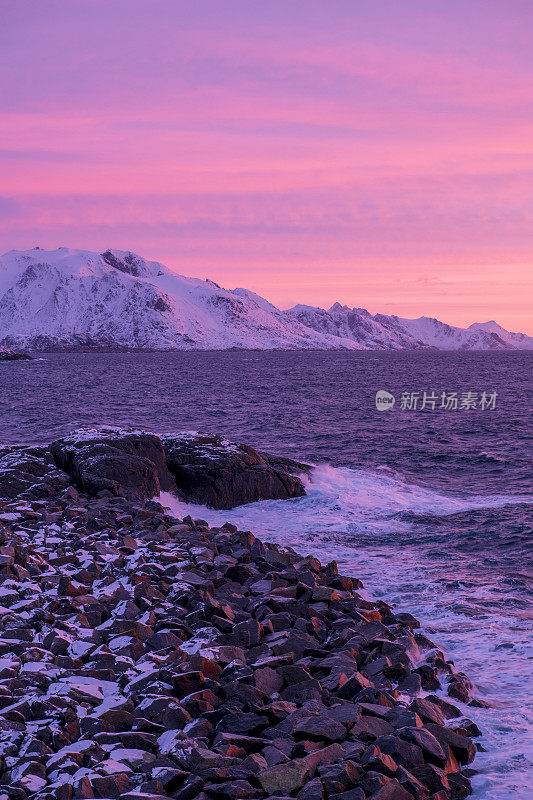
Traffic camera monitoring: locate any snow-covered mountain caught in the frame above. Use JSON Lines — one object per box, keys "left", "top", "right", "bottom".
{"left": 287, "top": 303, "right": 427, "bottom": 350}
{"left": 466, "top": 320, "right": 533, "bottom": 350}
{"left": 374, "top": 312, "right": 533, "bottom": 350}
{"left": 0, "top": 247, "right": 531, "bottom": 351}
{"left": 0, "top": 247, "right": 362, "bottom": 351}
{"left": 287, "top": 305, "right": 533, "bottom": 351}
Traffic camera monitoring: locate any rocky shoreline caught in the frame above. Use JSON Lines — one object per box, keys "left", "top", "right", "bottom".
{"left": 0, "top": 347, "right": 32, "bottom": 361}
{"left": 0, "top": 429, "right": 483, "bottom": 800}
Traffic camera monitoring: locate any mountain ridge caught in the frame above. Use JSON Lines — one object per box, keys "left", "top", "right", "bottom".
{"left": 1, "top": 246, "right": 531, "bottom": 352}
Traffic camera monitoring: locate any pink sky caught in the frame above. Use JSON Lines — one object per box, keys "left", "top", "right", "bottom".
{"left": 1, "top": 0, "right": 532, "bottom": 332}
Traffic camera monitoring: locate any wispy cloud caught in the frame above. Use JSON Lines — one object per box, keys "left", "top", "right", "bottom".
{"left": 0, "top": 0, "right": 532, "bottom": 331}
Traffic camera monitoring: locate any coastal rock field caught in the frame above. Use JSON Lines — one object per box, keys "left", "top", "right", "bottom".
{"left": 0, "top": 429, "right": 482, "bottom": 800}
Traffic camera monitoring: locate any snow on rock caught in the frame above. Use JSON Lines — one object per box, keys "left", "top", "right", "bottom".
{"left": 466, "top": 320, "right": 533, "bottom": 349}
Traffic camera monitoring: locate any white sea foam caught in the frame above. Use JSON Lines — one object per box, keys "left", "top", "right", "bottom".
{"left": 159, "top": 464, "right": 533, "bottom": 800}
{"left": 161, "top": 462, "right": 531, "bottom": 544}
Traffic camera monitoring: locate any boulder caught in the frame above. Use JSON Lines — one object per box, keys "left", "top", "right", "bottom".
{"left": 259, "top": 758, "right": 312, "bottom": 794}
{"left": 293, "top": 713, "right": 347, "bottom": 742}
{"left": 0, "top": 480, "right": 479, "bottom": 800}
{"left": 161, "top": 432, "right": 308, "bottom": 509}
{"left": 372, "top": 779, "right": 415, "bottom": 799}
{"left": 50, "top": 427, "right": 176, "bottom": 500}
{"left": 0, "top": 347, "right": 32, "bottom": 360}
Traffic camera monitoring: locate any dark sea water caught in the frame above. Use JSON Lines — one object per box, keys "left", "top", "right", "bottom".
{"left": 1, "top": 351, "right": 532, "bottom": 799}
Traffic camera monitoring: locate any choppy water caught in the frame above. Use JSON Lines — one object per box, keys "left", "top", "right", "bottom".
{"left": 1, "top": 350, "right": 532, "bottom": 798}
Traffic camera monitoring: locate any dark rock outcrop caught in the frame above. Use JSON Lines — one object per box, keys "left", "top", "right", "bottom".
{"left": 162, "top": 432, "right": 309, "bottom": 509}
{"left": 50, "top": 428, "right": 176, "bottom": 501}
{"left": 0, "top": 347, "right": 32, "bottom": 360}
{"left": 0, "top": 428, "right": 309, "bottom": 508}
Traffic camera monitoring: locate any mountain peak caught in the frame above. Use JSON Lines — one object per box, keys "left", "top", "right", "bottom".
{"left": 100, "top": 249, "right": 165, "bottom": 278}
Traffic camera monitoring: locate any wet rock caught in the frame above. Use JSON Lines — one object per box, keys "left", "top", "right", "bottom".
{"left": 399, "top": 728, "right": 446, "bottom": 767}
{"left": 424, "top": 725, "right": 476, "bottom": 765}
{"left": 447, "top": 771, "right": 472, "bottom": 799}
{"left": 447, "top": 676, "right": 472, "bottom": 704}
{"left": 162, "top": 432, "right": 308, "bottom": 509}
{"left": 376, "top": 735, "right": 424, "bottom": 770}
{"left": 424, "top": 695, "right": 462, "bottom": 720}
{"left": 258, "top": 758, "right": 313, "bottom": 794}
{"left": 457, "top": 719, "right": 482, "bottom": 738}
{"left": 371, "top": 778, "right": 415, "bottom": 799}
{"left": 413, "top": 666, "right": 440, "bottom": 691}
{"left": 394, "top": 766, "right": 430, "bottom": 800}
{"left": 408, "top": 699, "right": 444, "bottom": 727}
{"left": 410, "top": 764, "right": 450, "bottom": 795}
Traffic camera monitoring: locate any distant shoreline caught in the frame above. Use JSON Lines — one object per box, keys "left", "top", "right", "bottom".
{"left": 4, "top": 344, "right": 533, "bottom": 355}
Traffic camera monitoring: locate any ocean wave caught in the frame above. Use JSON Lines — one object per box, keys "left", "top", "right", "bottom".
{"left": 476, "top": 450, "right": 509, "bottom": 463}
{"left": 159, "top": 463, "right": 533, "bottom": 800}
{"left": 160, "top": 462, "right": 532, "bottom": 543}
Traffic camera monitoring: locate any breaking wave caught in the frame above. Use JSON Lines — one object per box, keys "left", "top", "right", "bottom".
{"left": 160, "top": 464, "right": 533, "bottom": 800}
{"left": 160, "top": 462, "right": 530, "bottom": 545}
